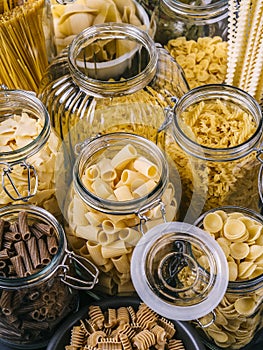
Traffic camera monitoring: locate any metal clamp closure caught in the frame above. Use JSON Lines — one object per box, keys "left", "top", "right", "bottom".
{"left": 255, "top": 147, "right": 263, "bottom": 164}
{"left": 58, "top": 248, "right": 99, "bottom": 290}
{"left": 1, "top": 160, "right": 38, "bottom": 201}
{"left": 195, "top": 310, "right": 216, "bottom": 328}
{"left": 137, "top": 199, "right": 166, "bottom": 235}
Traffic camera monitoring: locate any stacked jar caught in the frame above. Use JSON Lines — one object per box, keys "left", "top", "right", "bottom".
{"left": 64, "top": 133, "right": 181, "bottom": 296}
{"left": 0, "top": 204, "right": 98, "bottom": 349}
{"left": 139, "top": 0, "right": 228, "bottom": 46}
{"left": 0, "top": 89, "right": 62, "bottom": 219}
{"left": 160, "top": 84, "right": 263, "bottom": 222}
{"left": 38, "top": 22, "right": 189, "bottom": 164}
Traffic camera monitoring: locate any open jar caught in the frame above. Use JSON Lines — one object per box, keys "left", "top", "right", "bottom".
{"left": 0, "top": 89, "right": 62, "bottom": 219}
{"left": 0, "top": 204, "right": 98, "bottom": 349}
{"left": 63, "top": 132, "right": 181, "bottom": 296}
{"left": 161, "top": 84, "right": 263, "bottom": 223}
{"left": 193, "top": 206, "right": 263, "bottom": 350}
{"left": 38, "top": 22, "right": 189, "bottom": 163}
{"left": 150, "top": 0, "right": 229, "bottom": 45}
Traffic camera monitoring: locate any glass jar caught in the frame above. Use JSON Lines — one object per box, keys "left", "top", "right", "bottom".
{"left": 51, "top": 0, "right": 154, "bottom": 54}
{"left": 0, "top": 204, "right": 98, "bottom": 349}
{"left": 193, "top": 206, "right": 263, "bottom": 350}
{"left": 38, "top": 22, "right": 189, "bottom": 163}
{"left": 161, "top": 84, "right": 263, "bottom": 223}
{"left": 0, "top": 0, "right": 56, "bottom": 92}
{"left": 63, "top": 132, "right": 181, "bottom": 296}
{"left": 130, "top": 221, "right": 229, "bottom": 321}
{"left": 0, "top": 89, "right": 62, "bottom": 219}
{"left": 151, "top": 0, "right": 229, "bottom": 46}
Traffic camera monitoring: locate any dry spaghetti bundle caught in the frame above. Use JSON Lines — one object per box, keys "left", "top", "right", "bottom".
{"left": 0, "top": 0, "right": 50, "bottom": 92}
{"left": 226, "top": 0, "right": 263, "bottom": 103}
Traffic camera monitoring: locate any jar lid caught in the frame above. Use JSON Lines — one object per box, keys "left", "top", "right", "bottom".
{"left": 131, "top": 221, "right": 228, "bottom": 321}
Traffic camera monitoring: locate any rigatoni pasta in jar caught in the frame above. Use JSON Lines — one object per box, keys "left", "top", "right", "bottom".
{"left": 162, "top": 84, "right": 263, "bottom": 222}
{"left": 0, "top": 204, "right": 98, "bottom": 349}
{"left": 194, "top": 206, "right": 263, "bottom": 350}
{"left": 63, "top": 133, "right": 181, "bottom": 296}
{"left": 0, "top": 89, "right": 61, "bottom": 218}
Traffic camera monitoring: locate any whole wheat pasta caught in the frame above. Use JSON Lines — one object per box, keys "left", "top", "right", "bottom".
{"left": 37, "top": 238, "right": 51, "bottom": 266}
{"left": 26, "top": 236, "right": 41, "bottom": 270}
{"left": 0, "top": 290, "right": 12, "bottom": 316}
{"left": 0, "top": 219, "right": 5, "bottom": 249}
{"left": 9, "top": 255, "right": 26, "bottom": 277}
{"left": 18, "top": 211, "right": 31, "bottom": 241}
{"left": 14, "top": 240, "right": 34, "bottom": 276}
{"left": 46, "top": 235, "right": 59, "bottom": 255}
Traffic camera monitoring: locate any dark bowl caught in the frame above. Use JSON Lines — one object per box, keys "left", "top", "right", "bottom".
{"left": 47, "top": 296, "right": 206, "bottom": 350}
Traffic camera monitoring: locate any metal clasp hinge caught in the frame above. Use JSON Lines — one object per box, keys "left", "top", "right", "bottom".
{"left": 58, "top": 249, "right": 99, "bottom": 290}
{"left": 137, "top": 199, "right": 166, "bottom": 235}
{"left": 1, "top": 160, "right": 38, "bottom": 201}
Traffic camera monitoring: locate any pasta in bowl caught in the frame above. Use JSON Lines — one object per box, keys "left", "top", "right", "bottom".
{"left": 46, "top": 296, "right": 206, "bottom": 350}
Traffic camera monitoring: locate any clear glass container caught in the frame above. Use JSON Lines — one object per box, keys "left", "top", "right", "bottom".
{"left": 38, "top": 22, "right": 189, "bottom": 164}
{"left": 0, "top": 89, "right": 62, "bottom": 219}
{"left": 150, "top": 0, "right": 229, "bottom": 46}
{"left": 131, "top": 221, "right": 229, "bottom": 321}
{"left": 161, "top": 84, "right": 263, "bottom": 223}
{"left": 63, "top": 132, "right": 181, "bottom": 296}
{"left": 0, "top": 0, "right": 56, "bottom": 92}
{"left": 0, "top": 204, "right": 98, "bottom": 349}
{"left": 194, "top": 206, "right": 263, "bottom": 350}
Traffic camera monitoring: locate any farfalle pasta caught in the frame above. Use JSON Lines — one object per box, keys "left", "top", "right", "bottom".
{"left": 194, "top": 208, "right": 263, "bottom": 349}
{"left": 65, "top": 302, "right": 186, "bottom": 350}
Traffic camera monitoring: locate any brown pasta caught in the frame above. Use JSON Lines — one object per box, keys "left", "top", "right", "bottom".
{"left": 0, "top": 218, "right": 5, "bottom": 250}
{"left": 0, "top": 290, "right": 13, "bottom": 316}
{"left": 18, "top": 211, "right": 31, "bottom": 241}
{"left": 10, "top": 255, "right": 26, "bottom": 278}
{"left": 27, "top": 236, "right": 41, "bottom": 270}
{"left": 46, "top": 234, "right": 59, "bottom": 255}
{"left": 14, "top": 240, "right": 34, "bottom": 276}
{"left": 37, "top": 238, "right": 51, "bottom": 266}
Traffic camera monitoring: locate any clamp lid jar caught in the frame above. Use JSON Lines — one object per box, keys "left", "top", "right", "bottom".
{"left": 162, "top": 84, "right": 263, "bottom": 222}
{"left": 131, "top": 221, "right": 228, "bottom": 321}
{"left": 38, "top": 22, "right": 189, "bottom": 163}
{"left": 0, "top": 204, "right": 98, "bottom": 349}
{"left": 193, "top": 206, "right": 263, "bottom": 349}
{"left": 63, "top": 132, "right": 181, "bottom": 296}
{"left": 0, "top": 89, "right": 61, "bottom": 218}
{"left": 152, "top": 0, "right": 228, "bottom": 45}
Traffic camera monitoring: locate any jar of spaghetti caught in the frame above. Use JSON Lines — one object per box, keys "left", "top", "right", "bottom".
{"left": 161, "top": 84, "right": 263, "bottom": 222}
{"left": 0, "top": 0, "right": 56, "bottom": 92}
{"left": 0, "top": 89, "right": 63, "bottom": 219}
{"left": 0, "top": 204, "right": 98, "bottom": 349}
{"left": 151, "top": 0, "right": 229, "bottom": 46}
{"left": 193, "top": 206, "right": 263, "bottom": 350}
{"left": 64, "top": 132, "right": 181, "bottom": 296}
{"left": 38, "top": 22, "right": 189, "bottom": 164}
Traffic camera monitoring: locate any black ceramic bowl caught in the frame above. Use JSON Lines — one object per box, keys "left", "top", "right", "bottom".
{"left": 47, "top": 296, "right": 206, "bottom": 350}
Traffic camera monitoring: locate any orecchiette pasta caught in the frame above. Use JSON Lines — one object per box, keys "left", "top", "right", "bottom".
{"left": 65, "top": 303, "right": 186, "bottom": 350}
{"left": 195, "top": 209, "right": 263, "bottom": 349}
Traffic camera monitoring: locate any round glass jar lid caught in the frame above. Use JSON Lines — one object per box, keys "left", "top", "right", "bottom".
{"left": 131, "top": 222, "right": 228, "bottom": 321}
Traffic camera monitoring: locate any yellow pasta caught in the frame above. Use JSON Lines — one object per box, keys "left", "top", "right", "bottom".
{"left": 101, "top": 240, "right": 129, "bottom": 259}
{"left": 98, "top": 158, "right": 117, "bottom": 182}
{"left": 86, "top": 241, "right": 108, "bottom": 266}
{"left": 133, "top": 156, "right": 159, "bottom": 179}
{"left": 111, "top": 144, "right": 137, "bottom": 170}
{"left": 75, "top": 225, "right": 100, "bottom": 241}
{"left": 111, "top": 254, "right": 130, "bottom": 274}
{"left": 91, "top": 178, "right": 114, "bottom": 199}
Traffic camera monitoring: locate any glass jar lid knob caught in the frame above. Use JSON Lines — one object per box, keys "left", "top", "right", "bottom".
{"left": 131, "top": 222, "right": 228, "bottom": 321}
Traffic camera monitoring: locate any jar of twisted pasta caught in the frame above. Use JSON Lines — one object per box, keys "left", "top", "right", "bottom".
{"left": 0, "top": 89, "right": 63, "bottom": 219}
{"left": 38, "top": 22, "right": 189, "bottom": 163}
{"left": 162, "top": 84, "right": 263, "bottom": 222}
{"left": 0, "top": 204, "right": 98, "bottom": 349}
{"left": 193, "top": 206, "right": 263, "bottom": 350}
{"left": 63, "top": 132, "right": 181, "bottom": 296}
{"left": 148, "top": 0, "right": 229, "bottom": 46}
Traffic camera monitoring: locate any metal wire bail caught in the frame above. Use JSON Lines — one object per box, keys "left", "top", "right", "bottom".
{"left": 1, "top": 160, "right": 38, "bottom": 202}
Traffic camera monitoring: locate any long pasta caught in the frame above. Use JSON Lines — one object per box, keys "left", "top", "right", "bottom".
{"left": 0, "top": 0, "right": 51, "bottom": 92}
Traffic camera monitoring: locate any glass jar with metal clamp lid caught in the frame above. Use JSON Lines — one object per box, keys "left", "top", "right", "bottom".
{"left": 62, "top": 132, "right": 182, "bottom": 296}
{"left": 149, "top": 0, "right": 229, "bottom": 46}
{"left": 0, "top": 88, "right": 62, "bottom": 219}
{"left": 0, "top": 204, "right": 98, "bottom": 349}
{"left": 130, "top": 220, "right": 229, "bottom": 328}
{"left": 193, "top": 205, "right": 263, "bottom": 350}
{"left": 38, "top": 22, "right": 189, "bottom": 165}
{"left": 159, "top": 84, "right": 263, "bottom": 223}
